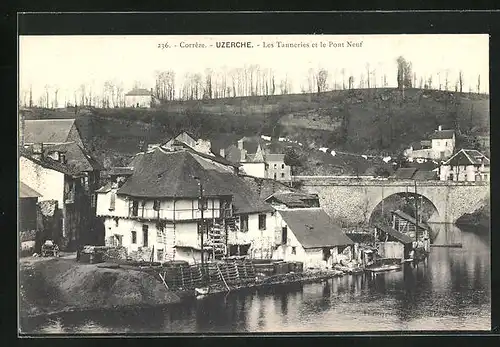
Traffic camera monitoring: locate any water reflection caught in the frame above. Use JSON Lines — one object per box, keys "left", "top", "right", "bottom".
{"left": 21, "top": 225, "right": 490, "bottom": 333}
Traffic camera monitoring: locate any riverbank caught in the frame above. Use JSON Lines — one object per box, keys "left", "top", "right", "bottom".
{"left": 19, "top": 256, "right": 181, "bottom": 318}
{"left": 455, "top": 198, "right": 490, "bottom": 231}
{"left": 19, "top": 256, "right": 347, "bottom": 319}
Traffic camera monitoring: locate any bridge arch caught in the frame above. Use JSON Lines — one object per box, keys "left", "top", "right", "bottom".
{"left": 368, "top": 191, "right": 440, "bottom": 226}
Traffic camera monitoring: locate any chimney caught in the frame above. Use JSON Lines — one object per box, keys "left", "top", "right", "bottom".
{"left": 220, "top": 148, "right": 225, "bottom": 158}
{"left": 438, "top": 125, "right": 442, "bottom": 131}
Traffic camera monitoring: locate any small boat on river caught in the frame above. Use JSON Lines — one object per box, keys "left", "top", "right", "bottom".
{"left": 365, "top": 258, "right": 402, "bottom": 273}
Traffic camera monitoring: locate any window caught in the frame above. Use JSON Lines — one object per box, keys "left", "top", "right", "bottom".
{"left": 240, "top": 215, "right": 249, "bottom": 232}
{"left": 281, "top": 226, "right": 288, "bottom": 245}
{"left": 143, "top": 225, "right": 149, "bottom": 247}
{"left": 131, "top": 231, "right": 137, "bottom": 244}
{"left": 130, "top": 200, "right": 139, "bottom": 217}
{"left": 274, "top": 164, "right": 277, "bottom": 169}
{"left": 153, "top": 199, "right": 161, "bottom": 211}
{"left": 281, "top": 163, "right": 285, "bottom": 169}
{"left": 83, "top": 176, "right": 89, "bottom": 191}
{"left": 281, "top": 173, "right": 285, "bottom": 178}
{"left": 157, "top": 249, "right": 164, "bottom": 261}
{"left": 258, "top": 214, "right": 266, "bottom": 230}
{"left": 109, "top": 192, "right": 116, "bottom": 211}
{"left": 91, "top": 194, "right": 96, "bottom": 208}
{"left": 291, "top": 246, "right": 296, "bottom": 255}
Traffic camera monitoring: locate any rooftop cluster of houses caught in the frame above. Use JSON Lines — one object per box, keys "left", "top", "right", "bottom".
{"left": 399, "top": 125, "right": 490, "bottom": 182}
{"left": 18, "top": 115, "right": 350, "bottom": 269}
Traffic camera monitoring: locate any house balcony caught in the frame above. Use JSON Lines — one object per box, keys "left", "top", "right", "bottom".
{"left": 227, "top": 230, "right": 252, "bottom": 245}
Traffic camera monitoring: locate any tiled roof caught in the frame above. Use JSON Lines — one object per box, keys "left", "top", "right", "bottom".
{"left": 429, "top": 129, "right": 455, "bottom": 140}
{"left": 125, "top": 88, "right": 152, "bottom": 96}
{"left": 117, "top": 148, "right": 272, "bottom": 214}
{"left": 108, "top": 167, "right": 134, "bottom": 176}
{"left": 20, "top": 151, "right": 80, "bottom": 176}
{"left": 24, "top": 119, "right": 76, "bottom": 144}
{"left": 43, "top": 142, "right": 103, "bottom": 172}
{"left": 444, "top": 149, "right": 490, "bottom": 166}
{"left": 265, "top": 153, "right": 285, "bottom": 162}
{"left": 19, "top": 182, "right": 42, "bottom": 198}
{"left": 412, "top": 170, "right": 437, "bottom": 180}
{"left": 392, "top": 168, "right": 418, "bottom": 179}
{"left": 278, "top": 208, "right": 354, "bottom": 249}
{"left": 265, "top": 191, "right": 320, "bottom": 208}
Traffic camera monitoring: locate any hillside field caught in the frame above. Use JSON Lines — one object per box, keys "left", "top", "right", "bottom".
{"left": 23, "top": 88, "right": 489, "bottom": 174}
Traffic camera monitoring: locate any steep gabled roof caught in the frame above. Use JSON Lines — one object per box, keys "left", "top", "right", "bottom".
{"left": 429, "top": 129, "right": 455, "bottom": 140}
{"left": 43, "top": 142, "right": 103, "bottom": 172}
{"left": 19, "top": 182, "right": 42, "bottom": 198}
{"left": 125, "top": 88, "right": 152, "bottom": 96}
{"left": 117, "top": 148, "right": 271, "bottom": 214}
{"left": 20, "top": 151, "right": 81, "bottom": 176}
{"left": 444, "top": 149, "right": 490, "bottom": 166}
{"left": 24, "top": 119, "right": 76, "bottom": 144}
{"left": 278, "top": 208, "right": 354, "bottom": 249}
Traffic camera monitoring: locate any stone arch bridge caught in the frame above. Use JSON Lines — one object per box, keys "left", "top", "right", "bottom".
{"left": 295, "top": 176, "right": 490, "bottom": 226}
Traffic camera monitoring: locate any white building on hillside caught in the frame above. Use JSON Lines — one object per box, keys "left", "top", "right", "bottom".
{"left": 404, "top": 125, "right": 455, "bottom": 161}
{"left": 438, "top": 149, "right": 490, "bottom": 182}
{"left": 125, "top": 88, "right": 154, "bottom": 108}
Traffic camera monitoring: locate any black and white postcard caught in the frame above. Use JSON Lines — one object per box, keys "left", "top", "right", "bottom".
{"left": 18, "top": 27, "right": 491, "bottom": 334}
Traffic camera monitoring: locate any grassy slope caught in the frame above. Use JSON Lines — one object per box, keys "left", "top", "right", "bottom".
{"left": 25, "top": 88, "right": 489, "bottom": 173}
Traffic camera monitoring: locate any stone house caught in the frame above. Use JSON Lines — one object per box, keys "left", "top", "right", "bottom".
{"left": 95, "top": 146, "right": 273, "bottom": 263}
{"left": 438, "top": 149, "right": 490, "bottom": 182}
{"left": 404, "top": 126, "right": 455, "bottom": 161}
{"left": 216, "top": 136, "right": 292, "bottom": 181}
{"left": 20, "top": 142, "right": 102, "bottom": 250}
{"left": 124, "top": 88, "right": 153, "bottom": 108}
{"left": 264, "top": 191, "right": 354, "bottom": 269}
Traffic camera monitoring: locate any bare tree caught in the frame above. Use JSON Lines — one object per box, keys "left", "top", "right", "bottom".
{"left": 54, "top": 87, "right": 59, "bottom": 108}
{"left": 477, "top": 74, "right": 481, "bottom": 94}
{"left": 458, "top": 70, "right": 464, "bottom": 93}
{"left": 366, "top": 63, "right": 371, "bottom": 89}
{"left": 348, "top": 76, "right": 354, "bottom": 90}
{"left": 427, "top": 75, "right": 433, "bottom": 89}
{"left": 316, "top": 68, "right": 328, "bottom": 94}
{"left": 341, "top": 68, "right": 346, "bottom": 90}
{"left": 396, "top": 56, "right": 412, "bottom": 90}
{"left": 204, "top": 68, "right": 213, "bottom": 99}
{"left": 29, "top": 85, "right": 33, "bottom": 108}
{"left": 444, "top": 69, "right": 449, "bottom": 91}
{"left": 437, "top": 71, "right": 441, "bottom": 90}
{"left": 44, "top": 85, "right": 50, "bottom": 108}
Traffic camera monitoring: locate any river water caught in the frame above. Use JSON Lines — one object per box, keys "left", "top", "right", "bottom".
{"left": 20, "top": 224, "right": 491, "bottom": 333}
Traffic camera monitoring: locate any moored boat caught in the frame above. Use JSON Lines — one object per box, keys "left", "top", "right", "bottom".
{"left": 365, "top": 258, "right": 402, "bottom": 273}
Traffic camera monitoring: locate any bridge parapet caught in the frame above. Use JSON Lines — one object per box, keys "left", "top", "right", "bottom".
{"left": 295, "top": 176, "right": 490, "bottom": 187}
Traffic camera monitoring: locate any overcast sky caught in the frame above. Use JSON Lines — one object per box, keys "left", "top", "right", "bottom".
{"left": 19, "top": 34, "right": 489, "bottom": 105}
